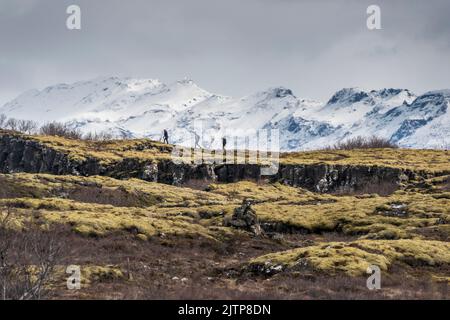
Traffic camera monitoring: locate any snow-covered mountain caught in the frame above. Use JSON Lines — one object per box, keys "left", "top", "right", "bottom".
{"left": 1, "top": 77, "right": 449, "bottom": 150}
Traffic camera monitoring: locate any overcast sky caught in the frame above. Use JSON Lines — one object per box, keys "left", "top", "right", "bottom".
{"left": 0, "top": 0, "right": 449, "bottom": 105}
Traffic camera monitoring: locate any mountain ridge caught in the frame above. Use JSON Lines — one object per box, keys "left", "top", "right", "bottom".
{"left": 1, "top": 77, "right": 449, "bottom": 150}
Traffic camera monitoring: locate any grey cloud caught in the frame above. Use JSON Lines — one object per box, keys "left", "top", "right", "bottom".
{"left": 0, "top": 0, "right": 449, "bottom": 105}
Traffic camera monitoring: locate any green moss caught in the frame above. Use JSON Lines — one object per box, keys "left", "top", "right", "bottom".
{"left": 49, "top": 265, "right": 126, "bottom": 288}
{"left": 0, "top": 173, "right": 227, "bottom": 207}
{"left": 0, "top": 197, "right": 219, "bottom": 241}
{"left": 2, "top": 175, "right": 448, "bottom": 242}
{"left": 249, "top": 239, "right": 450, "bottom": 276}
{"left": 247, "top": 189, "right": 449, "bottom": 239}
{"left": 82, "top": 265, "right": 125, "bottom": 283}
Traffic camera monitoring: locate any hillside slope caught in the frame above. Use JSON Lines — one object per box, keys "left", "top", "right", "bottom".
{"left": 0, "top": 170, "right": 448, "bottom": 299}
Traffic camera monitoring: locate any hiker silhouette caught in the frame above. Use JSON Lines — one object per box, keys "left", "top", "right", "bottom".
{"left": 163, "top": 129, "right": 169, "bottom": 144}
{"left": 194, "top": 132, "right": 201, "bottom": 148}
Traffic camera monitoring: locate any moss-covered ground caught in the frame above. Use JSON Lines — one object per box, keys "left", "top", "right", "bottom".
{"left": 0, "top": 131, "right": 449, "bottom": 299}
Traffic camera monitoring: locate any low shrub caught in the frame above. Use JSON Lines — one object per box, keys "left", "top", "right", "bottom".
{"left": 330, "top": 136, "right": 398, "bottom": 150}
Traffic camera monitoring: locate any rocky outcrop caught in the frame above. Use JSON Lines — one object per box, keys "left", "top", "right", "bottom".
{"left": 0, "top": 133, "right": 261, "bottom": 184}
{"left": 226, "top": 200, "right": 263, "bottom": 236}
{"left": 0, "top": 132, "right": 426, "bottom": 193}
{"left": 274, "top": 164, "right": 417, "bottom": 193}
{"left": 0, "top": 134, "right": 79, "bottom": 175}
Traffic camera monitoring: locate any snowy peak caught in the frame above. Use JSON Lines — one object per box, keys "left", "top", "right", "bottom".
{"left": 239, "top": 87, "right": 295, "bottom": 105}
{"left": 0, "top": 77, "right": 448, "bottom": 150}
{"left": 375, "top": 88, "right": 411, "bottom": 99}
{"left": 0, "top": 76, "right": 214, "bottom": 122}
{"left": 411, "top": 90, "right": 450, "bottom": 110}
{"left": 388, "top": 89, "right": 449, "bottom": 119}
{"left": 423, "top": 89, "right": 450, "bottom": 97}
{"left": 371, "top": 88, "right": 415, "bottom": 106}
{"left": 316, "top": 87, "right": 418, "bottom": 126}
{"left": 263, "top": 87, "right": 295, "bottom": 99}
{"left": 326, "top": 87, "right": 415, "bottom": 107}
{"left": 397, "top": 90, "right": 449, "bottom": 126}
{"left": 326, "top": 87, "right": 370, "bottom": 105}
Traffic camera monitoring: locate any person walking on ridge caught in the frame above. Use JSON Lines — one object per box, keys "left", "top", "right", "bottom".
{"left": 163, "top": 129, "right": 169, "bottom": 144}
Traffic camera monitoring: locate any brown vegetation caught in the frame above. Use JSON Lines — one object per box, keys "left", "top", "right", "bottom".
{"left": 328, "top": 136, "right": 399, "bottom": 150}
{"left": 0, "top": 209, "right": 63, "bottom": 300}
{"left": 39, "top": 122, "right": 83, "bottom": 140}
{"left": 0, "top": 115, "right": 117, "bottom": 141}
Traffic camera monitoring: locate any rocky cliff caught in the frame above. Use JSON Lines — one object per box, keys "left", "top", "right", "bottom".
{"left": 275, "top": 164, "right": 417, "bottom": 193}
{"left": 0, "top": 132, "right": 438, "bottom": 193}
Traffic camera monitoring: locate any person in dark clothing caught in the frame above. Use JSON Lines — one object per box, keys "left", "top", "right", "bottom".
{"left": 222, "top": 137, "right": 227, "bottom": 150}
{"left": 163, "top": 129, "right": 169, "bottom": 144}
{"left": 194, "top": 132, "right": 201, "bottom": 148}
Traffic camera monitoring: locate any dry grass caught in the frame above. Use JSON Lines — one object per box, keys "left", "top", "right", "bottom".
{"left": 0, "top": 130, "right": 173, "bottom": 165}
{"left": 0, "top": 173, "right": 226, "bottom": 207}
{"left": 281, "top": 149, "right": 450, "bottom": 173}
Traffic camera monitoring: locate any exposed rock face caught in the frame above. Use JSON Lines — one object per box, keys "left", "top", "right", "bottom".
{"left": 0, "top": 134, "right": 79, "bottom": 175}
{"left": 274, "top": 164, "right": 416, "bottom": 193}
{"left": 0, "top": 133, "right": 260, "bottom": 184}
{"left": 0, "top": 132, "right": 424, "bottom": 193}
